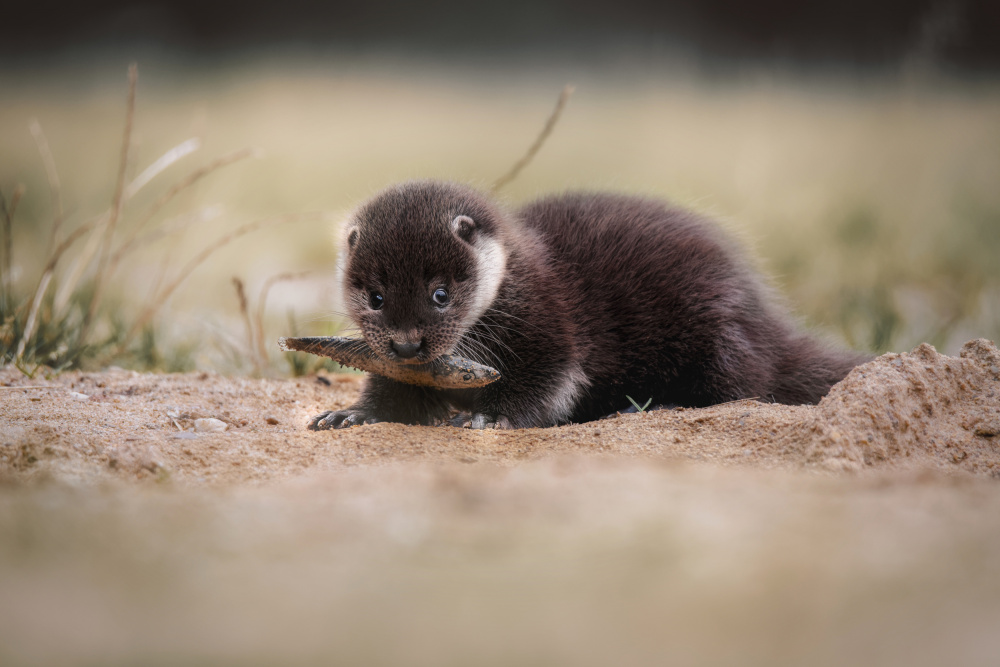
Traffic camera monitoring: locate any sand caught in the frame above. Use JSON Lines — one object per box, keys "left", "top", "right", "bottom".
{"left": 1, "top": 339, "right": 999, "bottom": 665}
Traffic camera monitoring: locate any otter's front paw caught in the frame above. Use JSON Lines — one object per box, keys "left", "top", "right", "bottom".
{"left": 308, "top": 409, "right": 379, "bottom": 430}
{"left": 458, "top": 413, "right": 513, "bottom": 430}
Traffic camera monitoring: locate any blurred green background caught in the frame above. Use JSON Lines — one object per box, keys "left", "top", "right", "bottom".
{"left": 2, "top": 1, "right": 999, "bottom": 374}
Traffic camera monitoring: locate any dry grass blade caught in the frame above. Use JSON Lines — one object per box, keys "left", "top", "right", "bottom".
{"left": 200, "top": 317, "right": 253, "bottom": 369}
{"left": 29, "top": 120, "right": 64, "bottom": 253}
{"left": 82, "top": 63, "right": 138, "bottom": 344}
{"left": 50, "top": 212, "right": 109, "bottom": 315}
{"left": 125, "top": 137, "right": 201, "bottom": 199}
{"left": 1, "top": 185, "right": 25, "bottom": 290}
{"left": 231, "top": 276, "right": 259, "bottom": 373}
{"left": 105, "top": 147, "right": 255, "bottom": 281}
{"left": 145, "top": 244, "right": 176, "bottom": 311}
{"left": 121, "top": 211, "right": 325, "bottom": 352}
{"left": 15, "top": 218, "right": 102, "bottom": 359}
{"left": 29, "top": 120, "right": 64, "bottom": 252}
{"left": 254, "top": 270, "right": 315, "bottom": 369}
{"left": 128, "top": 148, "right": 254, "bottom": 236}
{"left": 51, "top": 139, "right": 210, "bottom": 317}
{"left": 492, "top": 84, "right": 574, "bottom": 192}
{"left": 57, "top": 146, "right": 248, "bottom": 319}
{"left": 107, "top": 206, "right": 223, "bottom": 278}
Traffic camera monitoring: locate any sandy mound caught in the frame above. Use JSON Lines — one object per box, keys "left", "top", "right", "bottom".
{"left": 779, "top": 338, "right": 1000, "bottom": 473}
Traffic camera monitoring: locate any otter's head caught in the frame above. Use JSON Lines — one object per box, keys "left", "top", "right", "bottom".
{"left": 340, "top": 181, "right": 508, "bottom": 364}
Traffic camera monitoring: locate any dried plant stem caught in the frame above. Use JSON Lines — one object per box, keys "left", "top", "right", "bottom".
{"left": 47, "top": 139, "right": 203, "bottom": 318}
{"left": 81, "top": 63, "right": 137, "bottom": 345}
{"left": 107, "top": 206, "right": 222, "bottom": 283}
{"left": 0, "top": 191, "right": 10, "bottom": 285}
{"left": 200, "top": 317, "right": 250, "bottom": 367}
{"left": 119, "top": 212, "right": 323, "bottom": 353}
{"left": 254, "top": 270, "right": 314, "bottom": 368}
{"left": 231, "top": 277, "right": 259, "bottom": 373}
{"left": 125, "top": 137, "right": 201, "bottom": 199}
{"left": 491, "top": 85, "right": 574, "bottom": 192}
{"left": 15, "top": 218, "right": 101, "bottom": 359}
{"left": 146, "top": 244, "right": 175, "bottom": 307}
{"left": 50, "top": 212, "right": 109, "bottom": 315}
{"left": 1, "top": 185, "right": 25, "bottom": 299}
{"left": 29, "top": 119, "right": 64, "bottom": 253}
{"left": 53, "top": 146, "right": 246, "bottom": 318}
{"left": 116, "top": 147, "right": 252, "bottom": 256}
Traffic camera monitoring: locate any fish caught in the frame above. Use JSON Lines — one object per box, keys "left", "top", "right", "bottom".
{"left": 278, "top": 336, "right": 501, "bottom": 389}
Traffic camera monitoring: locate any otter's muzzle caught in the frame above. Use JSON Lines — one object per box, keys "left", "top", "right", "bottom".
{"left": 391, "top": 340, "right": 423, "bottom": 359}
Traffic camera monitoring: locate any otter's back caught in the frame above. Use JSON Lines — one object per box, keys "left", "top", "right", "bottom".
{"left": 516, "top": 192, "right": 789, "bottom": 414}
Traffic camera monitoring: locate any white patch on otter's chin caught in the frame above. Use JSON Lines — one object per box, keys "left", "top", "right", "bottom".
{"left": 545, "top": 361, "right": 589, "bottom": 424}
{"left": 461, "top": 236, "right": 507, "bottom": 330}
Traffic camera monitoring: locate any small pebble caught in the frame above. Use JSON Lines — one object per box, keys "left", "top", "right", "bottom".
{"left": 975, "top": 421, "right": 1000, "bottom": 437}
{"left": 69, "top": 392, "right": 90, "bottom": 401}
{"left": 266, "top": 416, "right": 280, "bottom": 425}
{"left": 194, "top": 418, "right": 228, "bottom": 433}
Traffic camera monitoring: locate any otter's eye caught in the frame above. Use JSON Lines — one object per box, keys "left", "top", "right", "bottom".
{"left": 432, "top": 288, "right": 449, "bottom": 307}
{"left": 369, "top": 292, "right": 384, "bottom": 310}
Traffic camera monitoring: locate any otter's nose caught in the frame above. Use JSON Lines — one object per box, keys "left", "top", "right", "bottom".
{"left": 391, "top": 340, "right": 423, "bottom": 359}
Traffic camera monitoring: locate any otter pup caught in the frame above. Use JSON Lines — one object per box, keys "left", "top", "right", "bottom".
{"left": 309, "top": 180, "right": 868, "bottom": 430}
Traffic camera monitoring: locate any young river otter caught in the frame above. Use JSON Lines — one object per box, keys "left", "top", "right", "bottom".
{"left": 309, "top": 180, "right": 868, "bottom": 430}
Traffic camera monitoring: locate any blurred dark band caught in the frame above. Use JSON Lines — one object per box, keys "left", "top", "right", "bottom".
{"left": 3, "top": 0, "right": 998, "bottom": 70}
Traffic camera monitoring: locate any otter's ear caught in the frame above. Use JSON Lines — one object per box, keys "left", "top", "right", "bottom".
{"left": 343, "top": 224, "right": 359, "bottom": 253}
{"left": 451, "top": 215, "right": 476, "bottom": 242}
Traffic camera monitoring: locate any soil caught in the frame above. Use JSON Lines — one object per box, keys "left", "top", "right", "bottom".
{"left": 1, "top": 339, "right": 999, "bottom": 665}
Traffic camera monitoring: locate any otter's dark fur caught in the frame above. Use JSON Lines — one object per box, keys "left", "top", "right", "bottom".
{"left": 309, "top": 181, "right": 868, "bottom": 430}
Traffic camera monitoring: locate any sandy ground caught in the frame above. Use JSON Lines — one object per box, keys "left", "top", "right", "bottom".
{"left": 1, "top": 339, "right": 999, "bottom": 665}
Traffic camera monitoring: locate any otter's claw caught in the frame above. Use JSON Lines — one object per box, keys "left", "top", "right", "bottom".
{"left": 447, "top": 412, "right": 472, "bottom": 428}
{"left": 446, "top": 412, "right": 514, "bottom": 429}
{"left": 308, "top": 409, "right": 379, "bottom": 430}
{"left": 469, "top": 413, "right": 497, "bottom": 429}
{"left": 446, "top": 412, "right": 497, "bottom": 429}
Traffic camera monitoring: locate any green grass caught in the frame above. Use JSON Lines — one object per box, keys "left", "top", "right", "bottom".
{"left": 2, "top": 58, "right": 999, "bottom": 374}
{"left": 626, "top": 396, "right": 653, "bottom": 413}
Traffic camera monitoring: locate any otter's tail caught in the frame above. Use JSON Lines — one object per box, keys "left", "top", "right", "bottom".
{"left": 768, "top": 335, "right": 872, "bottom": 405}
